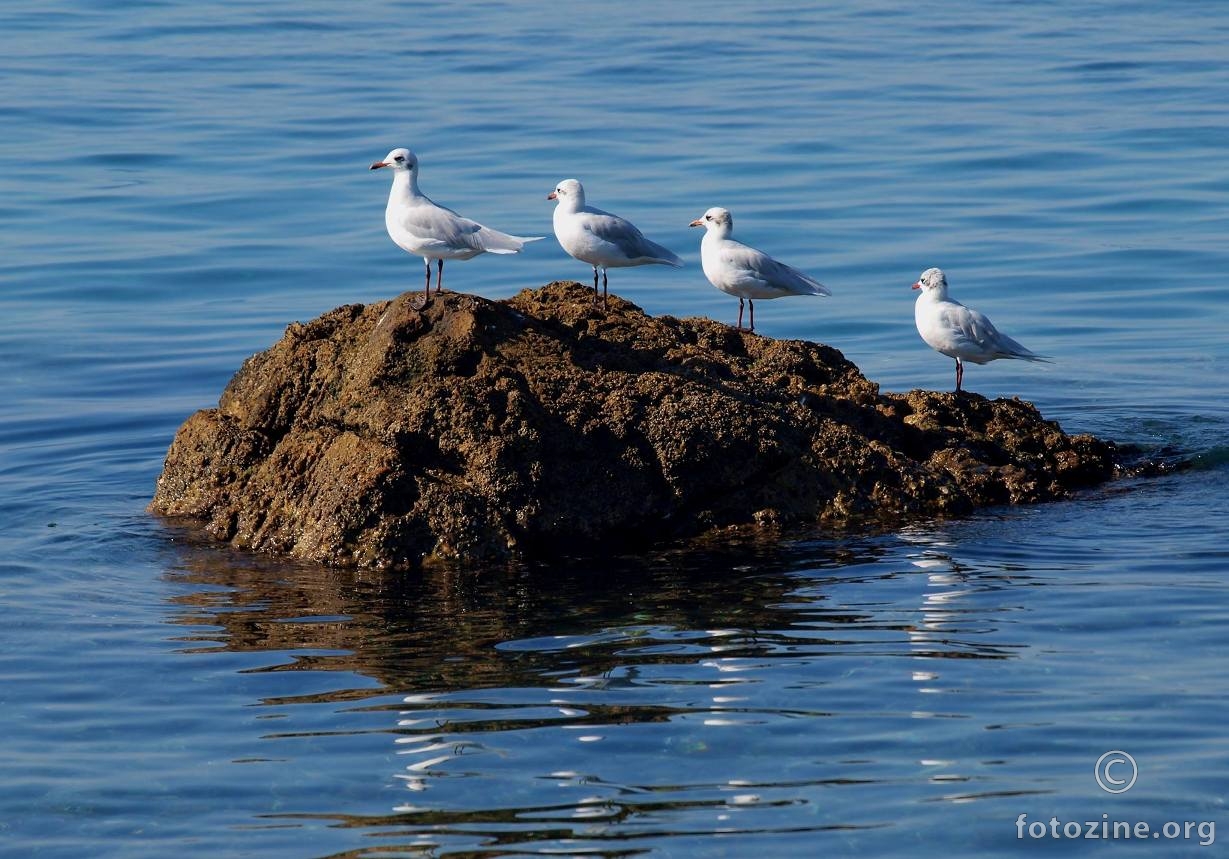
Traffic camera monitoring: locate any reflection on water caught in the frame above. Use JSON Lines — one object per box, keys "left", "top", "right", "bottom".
{"left": 162, "top": 527, "right": 1063, "bottom": 854}
{"left": 152, "top": 475, "right": 1229, "bottom": 857}
{"left": 166, "top": 536, "right": 878, "bottom": 691}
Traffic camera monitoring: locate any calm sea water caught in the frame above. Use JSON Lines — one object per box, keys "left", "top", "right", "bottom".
{"left": 3, "top": 1, "right": 1228, "bottom": 855}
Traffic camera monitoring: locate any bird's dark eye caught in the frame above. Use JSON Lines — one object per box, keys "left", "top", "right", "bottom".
{"left": 394, "top": 155, "right": 405, "bottom": 163}
{"left": 706, "top": 215, "right": 712, "bottom": 220}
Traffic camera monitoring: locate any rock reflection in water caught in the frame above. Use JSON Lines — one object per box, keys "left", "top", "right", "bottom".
{"left": 160, "top": 529, "right": 1031, "bottom": 854}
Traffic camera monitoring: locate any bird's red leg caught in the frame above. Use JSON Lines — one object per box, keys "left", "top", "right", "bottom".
{"left": 737, "top": 298, "right": 744, "bottom": 329}
{"left": 955, "top": 358, "right": 964, "bottom": 391}
{"left": 436, "top": 259, "right": 444, "bottom": 295}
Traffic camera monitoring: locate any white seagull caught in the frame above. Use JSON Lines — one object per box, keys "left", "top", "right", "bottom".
{"left": 689, "top": 206, "right": 830, "bottom": 331}
{"left": 912, "top": 267, "right": 1051, "bottom": 391}
{"left": 547, "top": 179, "right": 682, "bottom": 306}
{"left": 371, "top": 147, "right": 542, "bottom": 296}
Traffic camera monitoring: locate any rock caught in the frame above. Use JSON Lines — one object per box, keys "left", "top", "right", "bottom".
{"left": 150, "top": 281, "right": 1139, "bottom": 568}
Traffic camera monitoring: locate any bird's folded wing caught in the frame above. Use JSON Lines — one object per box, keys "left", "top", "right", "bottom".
{"left": 964, "top": 308, "right": 996, "bottom": 344}
{"left": 578, "top": 209, "right": 681, "bottom": 263}
{"left": 581, "top": 210, "right": 645, "bottom": 247}
{"left": 396, "top": 202, "right": 486, "bottom": 251}
{"left": 940, "top": 305, "right": 1007, "bottom": 356}
{"left": 722, "top": 245, "right": 828, "bottom": 295}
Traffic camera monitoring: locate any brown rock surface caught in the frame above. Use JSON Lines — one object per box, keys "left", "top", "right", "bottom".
{"left": 150, "top": 281, "right": 1135, "bottom": 568}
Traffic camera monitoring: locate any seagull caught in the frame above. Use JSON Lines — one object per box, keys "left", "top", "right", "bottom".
{"left": 547, "top": 179, "right": 682, "bottom": 306}
{"left": 370, "top": 147, "right": 542, "bottom": 296}
{"left": 689, "top": 207, "right": 830, "bottom": 331}
{"left": 912, "top": 267, "right": 1051, "bottom": 391}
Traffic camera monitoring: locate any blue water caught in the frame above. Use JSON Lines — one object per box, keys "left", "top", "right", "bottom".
{"left": 3, "top": 1, "right": 1228, "bottom": 855}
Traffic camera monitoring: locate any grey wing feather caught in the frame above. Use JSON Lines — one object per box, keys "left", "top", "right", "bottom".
{"left": 941, "top": 305, "right": 990, "bottom": 352}
{"left": 585, "top": 208, "right": 683, "bottom": 265}
{"left": 397, "top": 203, "right": 475, "bottom": 247}
{"left": 961, "top": 306, "right": 1052, "bottom": 362}
{"left": 472, "top": 224, "right": 544, "bottom": 253}
{"left": 403, "top": 200, "right": 540, "bottom": 253}
{"left": 728, "top": 245, "right": 830, "bottom": 295}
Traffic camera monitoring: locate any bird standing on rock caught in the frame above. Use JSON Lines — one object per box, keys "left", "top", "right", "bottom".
{"left": 548, "top": 178, "right": 683, "bottom": 306}
{"left": 912, "top": 267, "right": 1051, "bottom": 392}
{"left": 371, "top": 147, "right": 542, "bottom": 297}
{"left": 690, "top": 206, "right": 831, "bottom": 332}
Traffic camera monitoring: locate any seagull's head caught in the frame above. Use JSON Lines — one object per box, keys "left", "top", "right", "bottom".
{"left": 912, "top": 267, "right": 948, "bottom": 295}
{"left": 370, "top": 147, "right": 418, "bottom": 174}
{"left": 689, "top": 207, "right": 733, "bottom": 236}
{"left": 547, "top": 178, "right": 584, "bottom": 207}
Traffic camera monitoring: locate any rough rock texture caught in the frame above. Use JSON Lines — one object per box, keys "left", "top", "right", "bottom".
{"left": 151, "top": 281, "right": 1133, "bottom": 568}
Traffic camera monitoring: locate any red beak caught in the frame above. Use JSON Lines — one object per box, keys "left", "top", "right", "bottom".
{"left": 370, "top": 161, "right": 388, "bottom": 170}
{"left": 546, "top": 191, "right": 557, "bottom": 200}
{"left": 689, "top": 218, "right": 703, "bottom": 228}
{"left": 911, "top": 281, "right": 921, "bottom": 290}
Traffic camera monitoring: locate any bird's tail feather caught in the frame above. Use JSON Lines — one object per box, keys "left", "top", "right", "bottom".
{"left": 799, "top": 275, "right": 832, "bottom": 296}
{"left": 641, "top": 239, "right": 683, "bottom": 268}
{"left": 477, "top": 230, "right": 545, "bottom": 253}
{"left": 1000, "top": 335, "right": 1052, "bottom": 363}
